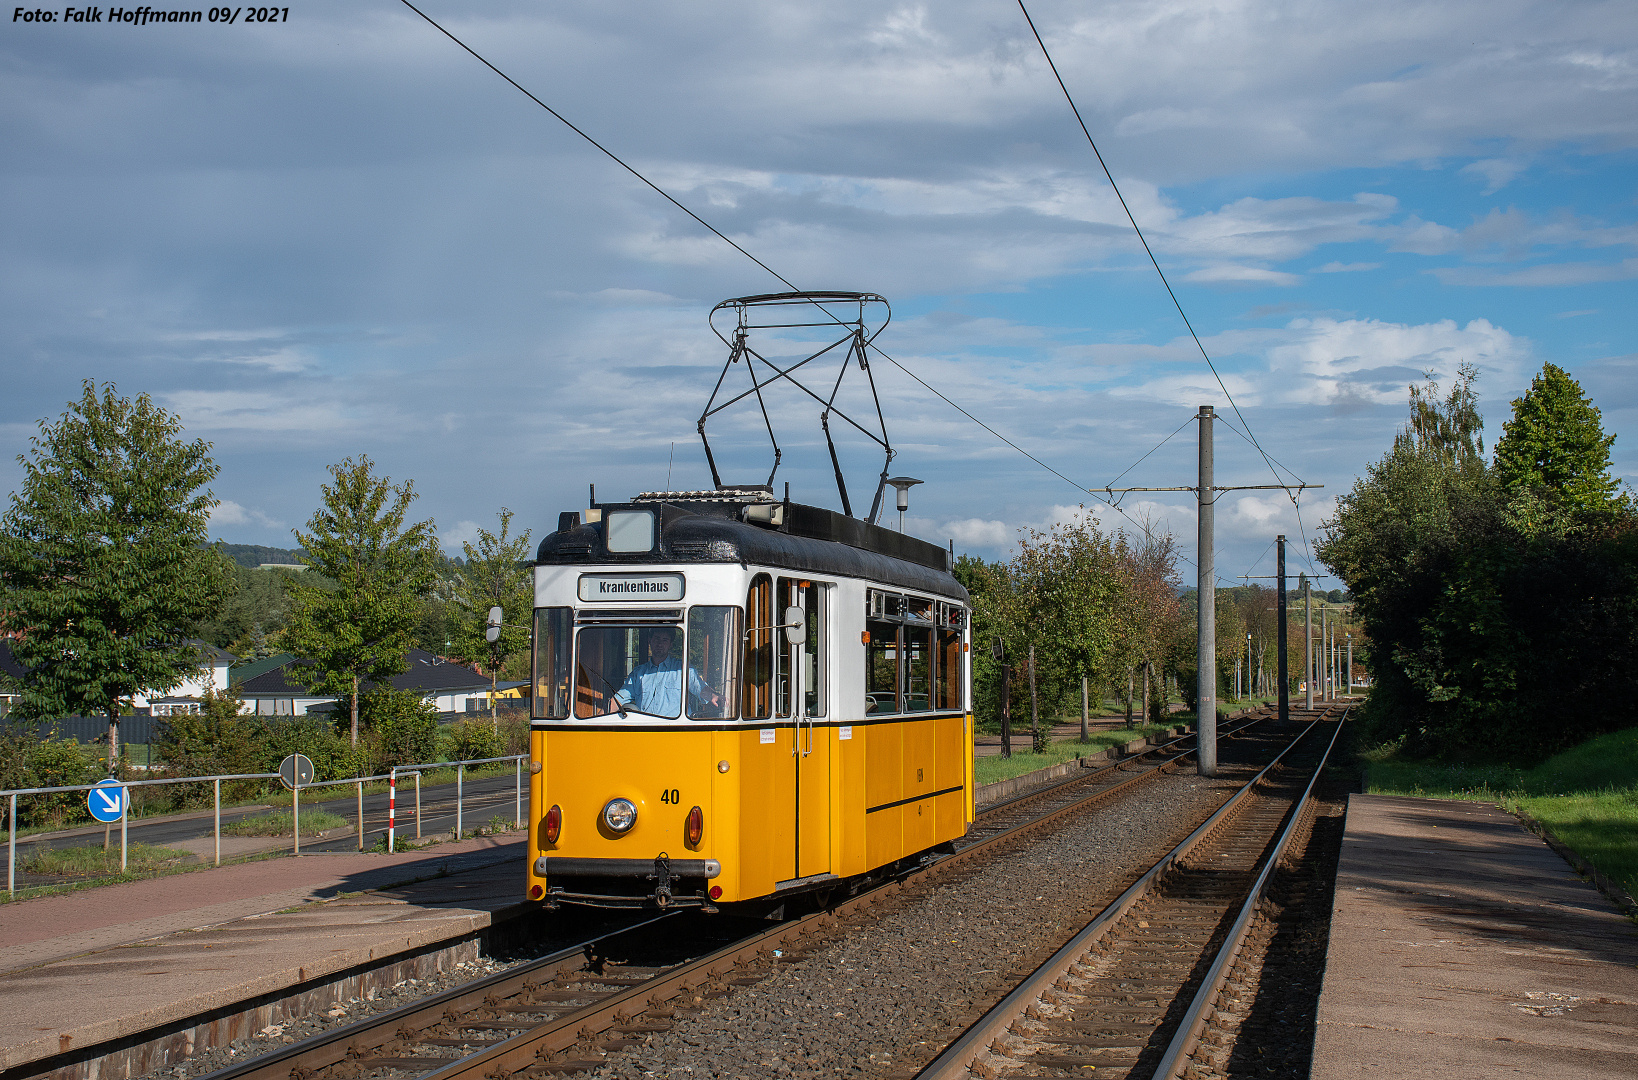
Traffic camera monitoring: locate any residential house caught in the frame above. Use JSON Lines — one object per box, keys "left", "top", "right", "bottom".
{"left": 233, "top": 648, "right": 504, "bottom": 718}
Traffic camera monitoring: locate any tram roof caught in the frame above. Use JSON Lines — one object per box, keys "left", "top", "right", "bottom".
{"left": 536, "top": 497, "right": 967, "bottom": 602}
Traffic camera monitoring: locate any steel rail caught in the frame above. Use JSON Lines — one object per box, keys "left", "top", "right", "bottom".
{"left": 912, "top": 713, "right": 1329, "bottom": 1080}
{"left": 195, "top": 914, "right": 680, "bottom": 1080}
{"left": 197, "top": 708, "right": 1316, "bottom": 1080}
{"left": 1147, "top": 708, "right": 1349, "bottom": 1079}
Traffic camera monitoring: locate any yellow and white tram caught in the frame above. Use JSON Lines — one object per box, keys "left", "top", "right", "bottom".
{"left": 525, "top": 487, "right": 972, "bottom": 912}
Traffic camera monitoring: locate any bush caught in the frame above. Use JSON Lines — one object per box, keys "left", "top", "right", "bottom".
{"left": 444, "top": 718, "right": 503, "bottom": 762}
{"left": 153, "top": 688, "right": 266, "bottom": 806}
{"left": 18, "top": 736, "right": 95, "bottom": 828}
{"left": 363, "top": 690, "right": 439, "bottom": 771}
{"left": 259, "top": 713, "right": 351, "bottom": 782}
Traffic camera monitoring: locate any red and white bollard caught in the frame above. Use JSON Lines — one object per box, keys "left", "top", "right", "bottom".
{"left": 387, "top": 770, "right": 397, "bottom": 854}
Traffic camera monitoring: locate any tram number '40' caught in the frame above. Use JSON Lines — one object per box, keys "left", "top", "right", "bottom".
{"left": 659, "top": 788, "right": 682, "bottom": 804}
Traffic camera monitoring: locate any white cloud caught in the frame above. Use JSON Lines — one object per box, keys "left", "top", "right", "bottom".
{"left": 1459, "top": 158, "right": 1527, "bottom": 194}
{"left": 1431, "top": 259, "right": 1638, "bottom": 287}
{"left": 942, "top": 516, "right": 1012, "bottom": 549}
{"left": 1183, "top": 265, "right": 1303, "bottom": 288}
{"left": 1315, "top": 261, "right": 1382, "bottom": 273}
{"left": 441, "top": 519, "right": 482, "bottom": 552}
{"left": 210, "top": 499, "right": 282, "bottom": 529}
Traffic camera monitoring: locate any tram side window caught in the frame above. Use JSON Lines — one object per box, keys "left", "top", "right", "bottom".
{"left": 687, "top": 606, "right": 740, "bottom": 720}
{"left": 803, "top": 583, "right": 826, "bottom": 717}
{"left": 743, "top": 574, "right": 773, "bottom": 719}
{"left": 937, "top": 625, "right": 963, "bottom": 711}
{"left": 533, "top": 607, "right": 573, "bottom": 718}
{"left": 865, "top": 619, "right": 899, "bottom": 714}
{"left": 903, "top": 624, "right": 932, "bottom": 712}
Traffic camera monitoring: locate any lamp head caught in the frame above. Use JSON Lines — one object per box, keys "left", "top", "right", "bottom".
{"left": 885, "top": 476, "right": 923, "bottom": 513}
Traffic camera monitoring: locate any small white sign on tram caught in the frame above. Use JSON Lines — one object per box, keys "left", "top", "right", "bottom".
{"left": 578, "top": 572, "right": 685, "bottom": 602}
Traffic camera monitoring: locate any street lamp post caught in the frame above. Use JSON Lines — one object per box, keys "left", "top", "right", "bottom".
{"left": 885, "top": 477, "right": 923, "bottom": 532}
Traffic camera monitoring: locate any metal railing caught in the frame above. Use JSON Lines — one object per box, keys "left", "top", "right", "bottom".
{"left": 3, "top": 754, "right": 528, "bottom": 895}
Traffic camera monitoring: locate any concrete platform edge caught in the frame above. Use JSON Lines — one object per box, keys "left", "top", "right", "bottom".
{"left": 2, "top": 900, "right": 535, "bottom": 1080}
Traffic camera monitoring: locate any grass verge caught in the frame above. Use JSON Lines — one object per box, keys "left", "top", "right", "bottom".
{"left": 975, "top": 722, "right": 1184, "bottom": 786}
{"left": 1362, "top": 728, "right": 1638, "bottom": 900}
{"left": 21, "top": 842, "right": 194, "bottom": 876}
{"left": 223, "top": 809, "right": 350, "bottom": 836}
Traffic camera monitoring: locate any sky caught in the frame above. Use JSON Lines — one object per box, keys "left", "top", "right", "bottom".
{"left": 3, "top": 0, "right": 1635, "bottom": 589}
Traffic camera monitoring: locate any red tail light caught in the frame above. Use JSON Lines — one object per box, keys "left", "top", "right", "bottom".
{"left": 544, "top": 804, "right": 562, "bottom": 845}
{"left": 685, "top": 805, "right": 704, "bottom": 848}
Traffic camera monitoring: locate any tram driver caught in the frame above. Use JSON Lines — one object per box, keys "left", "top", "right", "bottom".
{"left": 616, "top": 626, "right": 724, "bottom": 715}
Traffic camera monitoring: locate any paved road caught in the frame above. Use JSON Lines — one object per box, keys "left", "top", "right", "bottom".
{"left": 7, "top": 768, "right": 528, "bottom": 883}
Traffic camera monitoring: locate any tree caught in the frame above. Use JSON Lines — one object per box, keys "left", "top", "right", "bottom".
{"left": 1493, "top": 362, "right": 1625, "bottom": 522}
{"left": 0, "top": 382, "right": 227, "bottom": 763}
{"left": 448, "top": 509, "right": 534, "bottom": 710}
{"left": 284, "top": 456, "right": 438, "bottom": 746}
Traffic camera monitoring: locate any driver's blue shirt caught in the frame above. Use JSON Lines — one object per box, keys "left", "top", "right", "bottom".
{"left": 616, "top": 656, "right": 708, "bottom": 715}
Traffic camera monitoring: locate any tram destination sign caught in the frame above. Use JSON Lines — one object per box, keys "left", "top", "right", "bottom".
{"left": 578, "top": 572, "right": 685, "bottom": 602}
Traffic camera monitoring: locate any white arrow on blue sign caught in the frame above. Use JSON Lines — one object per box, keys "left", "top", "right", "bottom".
{"left": 87, "top": 778, "right": 128, "bottom": 823}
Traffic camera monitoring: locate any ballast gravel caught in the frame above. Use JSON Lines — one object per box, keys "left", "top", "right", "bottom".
{"left": 139, "top": 956, "right": 530, "bottom": 1080}
{"left": 586, "top": 768, "right": 1239, "bottom": 1079}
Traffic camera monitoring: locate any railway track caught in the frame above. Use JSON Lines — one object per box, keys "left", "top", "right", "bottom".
{"left": 192, "top": 708, "right": 1325, "bottom": 1080}
{"left": 913, "top": 707, "right": 1347, "bottom": 1080}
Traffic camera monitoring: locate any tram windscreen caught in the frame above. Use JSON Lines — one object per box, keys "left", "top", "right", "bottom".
{"left": 533, "top": 607, "right": 573, "bottom": 718}
{"left": 686, "top": 606, "right": 739, "bottom": 720}
{"left": 575, "top": 621, "right": 734, "bottom": 720}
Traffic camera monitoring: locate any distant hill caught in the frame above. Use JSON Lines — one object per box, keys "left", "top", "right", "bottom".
{"left": 214, "top": 542, "right": 306, "bottom": 569}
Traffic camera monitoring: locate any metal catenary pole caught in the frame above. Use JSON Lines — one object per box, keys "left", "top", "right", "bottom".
{"left": 415, "top": 771, "right": 422, "bottom": 839}
{"left": 514, "top": 756, "right": 522, "bottom": 828}
{"left": 293, "top": 779, "right": 300, "bottom": 856}
{"left": 213, "top": 778, "right": 221, "bottom": 866}
{"left": 120, "top": 787, "right": 128, "bottom": 873}
{"left": 1304, "top": 580, "right": 1314, "bottom": 711}
{"left": 1080, "top": 677, "right": 1089, "bottom": 742}
{"left": 1196, "top": 404, "right": 1217, "bottom": 777}
{"left": 1000, "top": 663, "right": 1011, "bottom": 759}
{"left": 8, "top": 793, "right": 15, "bottom": 896}
{"left": 1276, "top": 535, "right": 1288, "bottom": 722}
{"left": 1028, "top": 645, "right": 1041, "bottom": 752}
{"left": 456, "top": 763, "right": 464, "bottom": 840}
{"left": 356, "top": 780, "right": 364, "bottom": 851}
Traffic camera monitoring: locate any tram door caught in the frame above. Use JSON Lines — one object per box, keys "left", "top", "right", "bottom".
{"left": 780, "top": 578, "right": 831, "bottom": 880}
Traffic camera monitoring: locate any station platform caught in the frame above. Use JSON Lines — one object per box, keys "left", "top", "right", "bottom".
{"left": 1313, "top": 794, "right": 1638, "bottom": 1079}
{"left": 0, "top": 838, "right": 532, "bottom": 1079}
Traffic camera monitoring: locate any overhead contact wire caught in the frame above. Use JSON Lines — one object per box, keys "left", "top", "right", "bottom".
{"left": 397, "top": 0, "right": 800, "bottom": 294}
{"left": 1014, "top": 0, "right": 1305, "bottom": 498}
{"left": 402, "top": 0, "right": 1221, "bottom": 579}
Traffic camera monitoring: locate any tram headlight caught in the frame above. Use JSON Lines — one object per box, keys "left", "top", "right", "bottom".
{"left": 685, "top": 805, "right": 704, "bottom": 848}
{"left": 602, "top": 798, "right": 638, "bottom": 834}
{"left": 544, "top": 804, "right": 562, "bottom": 845}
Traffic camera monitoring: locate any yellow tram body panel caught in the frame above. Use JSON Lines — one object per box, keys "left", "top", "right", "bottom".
{"left": 527, "top": 710, "right": 974, "bottom": 905}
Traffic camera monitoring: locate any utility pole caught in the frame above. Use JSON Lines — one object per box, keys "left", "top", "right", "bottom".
{"left": 1196, "top": 405, "right": 1217, "bottom": 777}
{"left": 1276, "top": 536, "right": 1289, "bottom": 722}
{"left": 1081, "top": 677, "right": 1089, "bottom": 742}
{"left": 994, "top": 638, "right": 1011, "bottom": 759}
{"left": 1029, "top": 645, "right": 1043, "bottom": 753}
{"left": 1347, "top": 632, "right": 1353, "bottom": 695}
{"left": 1319, "top": 604, "right": 1328, "bottom": 702}
{"left": 1091, "top": 408, "right": 1320, "bottom": 742}
{"left": 1304, "top": 581, "right": 1313, "bottom": 711}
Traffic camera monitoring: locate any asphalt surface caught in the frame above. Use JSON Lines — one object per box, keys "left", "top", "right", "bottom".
{"left": 7, "top": 769, "right": 528, "bottom": 882}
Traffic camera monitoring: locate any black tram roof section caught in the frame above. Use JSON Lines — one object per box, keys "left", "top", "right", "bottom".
{"left": 537, "top": 496, "right": 967, "bottom": 603}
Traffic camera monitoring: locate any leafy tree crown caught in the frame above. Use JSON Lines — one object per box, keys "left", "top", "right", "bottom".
{"left": 1492, "top": 362, "right": 1622, "bottom": 518}
{"left": 0, "top": 381, "right": 225, "bottom": 720}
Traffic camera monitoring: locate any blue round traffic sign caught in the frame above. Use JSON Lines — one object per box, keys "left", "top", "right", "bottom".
{"left": 87, "top": 778, "right": 127, "bottom": 823}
